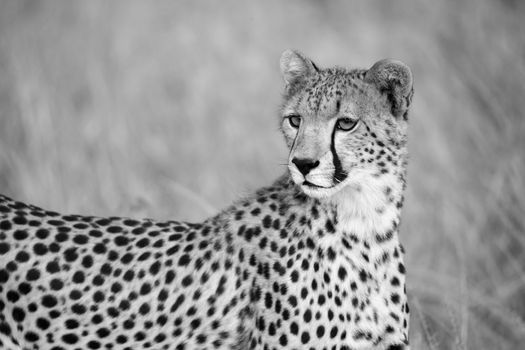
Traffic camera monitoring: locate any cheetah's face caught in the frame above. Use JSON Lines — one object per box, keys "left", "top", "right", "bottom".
{"left": 279, "top": 50, "right": 413, "bottom": 199}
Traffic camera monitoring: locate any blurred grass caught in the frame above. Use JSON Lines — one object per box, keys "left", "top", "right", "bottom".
{"left": 1, "top": 0, "right": 524, "bottom": 348}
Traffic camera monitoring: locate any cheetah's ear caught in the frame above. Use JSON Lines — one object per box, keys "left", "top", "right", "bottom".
{"left": 280, "top": 50, "right": 319, "bottom": 87}
{"left": 365, "top": 59, "right": 414, "bottom": 120}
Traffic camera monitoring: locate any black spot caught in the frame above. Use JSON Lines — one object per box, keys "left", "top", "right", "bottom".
{"left": 63, "top": 247, "right": 78, "bottom": 262}
{"left": 34, "top": 228, "right": 49, "bottom": 239}
{"left": 13, "top": 215, "right": 27, "bottom": 225}
{"left": 116, "top": 334, "right": 128, "bottom": 344}
{"left": 13, "top": 230, "right": 28, "bottom": 240}
{"left": 72, "top": 271, "right": 85, "bottom": 284}
{"left": 42, "top": 295, "right": 58, "bottom": 308}
{"left": 48, "top": 242, "right": 60, "bottom": 253}
{"left": 35, "top": 317, "right": 50, "bottom": 330}
{"left": 262, "top": 215, "right": 272, "bottom": 228}
{"left": 73, "top": 234, "right": 89, "bottom": 245}
{"left": 149, "top": 261, "right": 161, "bottom": 275}
{"left": 48, "top": 219, "right": 65, "bottom": 226}
{"left": 111, "top": 282, "right": 122, "bottom": 294}
{"left": 70, "top": 289, "right": 82, "bottom": 300}
{"left": 65, "top": 319, "right": 79, "bottom": 329}
{"left": 300, "top": 287, "right": 308, "bottom": 299}
{"left": 301, "top": 259, "right": 309, "bottom": 270}
{"left": 178, "top": 254, "right": 191, "bottom": 266}
{"left": 0, "top": 269, "right": 9, "bottom": 283}
{"left": 93, "top": 291, "right": 105, "bottom": 302}
{"left": 28, "top": 303, "right": 38, "bottom": 312}
{"left": 82, "top": 255, "right": 94, "bottom": 268}
{"left": 303, "top": 309, "right": 312, "bottom": 323}
{"left": 376, "top": 230, "right": 394, "bottom": 243}
{"left": 114, "top": 235, "right": 129, "bottom": 246}
{"left": 316, "top": 325, "right": 325, "bottom": 338}
{"left": 93, "top": 243, "right": 107, "bottom": 254}
{"left": 338, "top": 266, "right": 347, "bottom": 280}
{"left": 5, "top": 261, "right": 16, "bottom": 272}
{"left": 290, "top": 322, "right": 298, "bottom": 335}
{"left": 391, "top": 276, "right": 400, "bottom": 286}
{"left": 137, "top": 252, "right": 150, "bottom": 261}
{"left": 26, "top": 268, "right": 40, "bottom": 281}
{"left": 50, "top": 278, "right": 64, "bottom": 291}
{"left": 0, "top": 220, "right": 12, "bottom": 230}
{"left": 154, "top": 333, "right": 166, "bottom": 343}
{"left": 132, "top": 226, "right": 146, "bottom": 235}
{"left": 33, "top": 243, "right": 48, "bottom": 255}
{"left": 62, "top": 333, "right": 78, "bottom": 344}
{"left": 12, "top": 307, "right": 25, "bottom": 322}
{"left": 107, "top": 307, "right": 120, "bottom": 318}
{"left": 290, "top": 270, "right": 299, "bottom": 283}
{"left": 46, "top": 260, "right": 60, "bottom": 274}
{"left": 325, "top": 219, "right": 335, "bottom": 233}
{"left": 123, "top": 319, "right": 135, "bottom": 329}
{"left": 170, "top": 294, "right": 185, "bottom": 312}
{"left": 196, "top": 334, "right": 207, "bottom": 344}
{"left": 350, "top": 281, "right": 358, "bottom": 291}
{"left": 72, "top": 303, "right": 87, "bottom": 314}
{"left": 55, "top": 232, "right": 69, "bottom": 242}
{"left": 273, "top": 333, "right": 286, "bottom": 347}
{"left": 134, "top": 303, "right": 149, "bottom": 317}
{"left": 0, "top": 242, "right": 10, "bottom": 255}
{"left": 18, "top": 282, "right": 31, "bottom": 295}
{"left": 121, "top": 270, "right": 134, "bottom": 282}
{"left": 359, "top": 269, "right": 367, "bottom": 282}
{"left": 181, "top": 275, "right": 193, "bottom": 287}
{"left": 136, "top": 237, "right": 150, "bottom": 248}
{"left": 264, "top": 292, "right": 273, "bottom": 309}
{"left": 301, "top": 331, "right": 310, "bottom": 344}
{"left": 87, "top": 340, "right": 101, "bottom": 349}
{"left": 268, "top": 322, "right": 276, "bottom": 336}
{"left": 120, "top": 253, "right": 133, "bottom": 264}
{"left": 387, "top": 345, "right": 405, "bottom": 350}
{"left": 7, "top": 290, "right": 20, "bottom": 303}
{"left": 330, "top": 326, "right": 338, "bottom": 338}
{"left": 140, "top": 283, "right": 152, "bottom": 295}
{"left": 326, "top": 247, "right": 336, "bottom": 260}
{"left": 24, "top": 331, "right": 39, "bottom": 342}
{"left": 0, "top": 321, "right": 12, "bottom": 336}
{"left": 391, "top": 293, "right": 400, "bottom": 304}
{"left": 134, "top": 331, "right": 146, "bottom": 341}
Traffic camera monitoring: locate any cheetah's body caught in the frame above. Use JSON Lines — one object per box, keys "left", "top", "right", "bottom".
{"left": 0, "top": 51, "right": 413, "bottom": 350}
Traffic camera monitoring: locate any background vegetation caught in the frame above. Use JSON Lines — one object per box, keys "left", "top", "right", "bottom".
{"left": 1, "top": 1, "right": 524, "bottom": 348}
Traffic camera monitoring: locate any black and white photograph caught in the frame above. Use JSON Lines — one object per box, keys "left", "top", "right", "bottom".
{"left": 0, "top": 1, "right": 524, "bottom": 349}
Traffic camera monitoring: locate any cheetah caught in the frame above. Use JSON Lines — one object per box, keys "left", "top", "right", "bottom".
{"left": 0, "top": 50, "right": 414, "bottom": 350}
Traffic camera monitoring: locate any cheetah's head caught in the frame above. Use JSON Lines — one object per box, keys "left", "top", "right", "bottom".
{"left": 280, "top": 50, "right": 413, "bottom": 199}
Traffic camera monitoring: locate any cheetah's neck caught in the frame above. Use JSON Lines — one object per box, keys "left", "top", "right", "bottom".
{"left": 323, "top": 172, "right": 405, "bottom": 239}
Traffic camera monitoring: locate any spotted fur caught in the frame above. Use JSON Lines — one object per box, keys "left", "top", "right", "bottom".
{"left": 0, "top": 50, "right": 413, "bottom": 350}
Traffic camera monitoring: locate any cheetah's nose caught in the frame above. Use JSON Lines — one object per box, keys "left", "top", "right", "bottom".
{"left": 292, "top": 158, "right": 320, "bottom": 176}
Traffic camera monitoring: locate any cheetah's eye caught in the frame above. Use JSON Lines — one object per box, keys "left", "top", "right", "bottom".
{"left": 336, "top": 118, "right": 359, "bottom": 132}
{"left": 287, "top": 115, "right": 301, "bottom": 129}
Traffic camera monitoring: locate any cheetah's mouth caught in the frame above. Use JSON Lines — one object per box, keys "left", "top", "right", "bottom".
{"left": 299, "top": 177, "right": 351, "bottom": 198}
{"left": 303, "top": 181, "right": 331, "bottom": 189}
